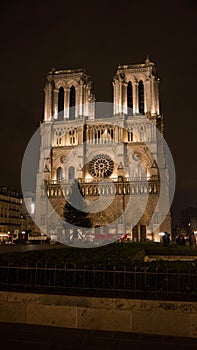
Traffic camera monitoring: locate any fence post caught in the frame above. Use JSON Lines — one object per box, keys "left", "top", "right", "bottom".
{"left": 166, "top": 269, "right": 169, "bottom": 297}
{"left": 144, "top": 267, "right": 147, "bottom": 294}
{"left": 92, "top": 265, "right": 95, "bottom": 289}
{"left": 113, "top": 266, "right": 116, "bottom": 289}
{"left": 155, "top": 267, "right": 158, "bottom": 297}
{"left": 73, "top": 264, "right": 76, "bottom": 288}
{"left": 16, "top": 263, "right": 19, "bottom": 285}
{"left": 124, "top": 266, "right": 126, "bottom": 289}
{"left": 54, "top": 264, "right": 56, "bottom": 290}
{"left": 25, "top": 263, "right": 28, "bottom": 288}
{"left": 188, "top": 268, "right": 191, "bottom": 296}
{"left": 102, "top": 267, "right": 105, "bottom": 291}
{"left": 83, "top": 265, "right": 86, "bottom": 288}
{"left": 44, "top": 263, "right": 47, "bottom": 287}
{"left": 134, "top": 266, "right": 137, "bottom": 294}
{"left": 7, "top": 262, "right": 10, "bottom": 287}
{"left": 35, "top": 264, "right": 37, "bottom": 287}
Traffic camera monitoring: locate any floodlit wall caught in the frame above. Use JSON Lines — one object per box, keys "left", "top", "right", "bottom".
{"left": 0, "top": 291, "right": 197, "bottom": 338}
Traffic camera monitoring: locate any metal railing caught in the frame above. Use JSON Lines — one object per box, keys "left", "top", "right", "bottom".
{"left": 0, "top": 265, "right": 197, "bottom": 300}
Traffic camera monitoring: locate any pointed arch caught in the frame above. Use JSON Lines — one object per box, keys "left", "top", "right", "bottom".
{"left": 57, "top": 167, "right": 63, "bottom": 182}
{"left": 127, "top": 81, "right": 133, "bottom": 111}
{"left": 69, "top": 85, "right": 76, "bottom": 120}
{"left": 58, "top": 87, "right": 64, "bottom": 120}
{"left": 138, "top": 80, "right": 144, "bottom": 114}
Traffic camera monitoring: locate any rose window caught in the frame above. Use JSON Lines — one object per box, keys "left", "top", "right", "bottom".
{"left": 89, "top": 154, "right": 114, "bottom": 178}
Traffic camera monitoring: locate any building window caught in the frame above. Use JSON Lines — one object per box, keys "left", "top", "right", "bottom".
{"left": 138, "top": 80, "right": 144, "bottom": 115}
{"left": 128, "top": 130, "right": 133, "bottom": 142}
{"left": 89, "top": 154, "right": 114, "bottom": 179}
{"left": 69, "top": 130, "right": 75, "bottom": 144}
{"left": 58, "top": 87, "right": 64, "bottom": 120}
{"left": 127, "top": 81, "right": 133, "bottom": 111}
{"left": 68, "top": 166, "right": 75, "bottom": 180}
{"left": 57, "top": 167, "right": 63, "bottom": 182}
{"left": 69, "top": 85, "right": 75, "bottom": 120}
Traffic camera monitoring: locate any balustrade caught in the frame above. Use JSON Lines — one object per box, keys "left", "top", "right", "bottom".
{"left": 46, "top": 178, "right": 159, "bottom": 197}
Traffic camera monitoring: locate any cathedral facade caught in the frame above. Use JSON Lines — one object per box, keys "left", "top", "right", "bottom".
{"left": 35, "top": 58, "right": 171, "bottom": 244}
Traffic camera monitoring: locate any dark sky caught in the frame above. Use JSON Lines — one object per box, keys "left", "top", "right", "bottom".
{"left": 0, "top": 0, "right": 196, "bottom": 224}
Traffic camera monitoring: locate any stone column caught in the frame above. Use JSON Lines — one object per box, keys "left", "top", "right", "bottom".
{"left": 44, "top": 87, "right": 48, "bottom": 121}
{"left": 44, "top": 82, "right": 52, "bottom": 121}
{"left": 78, "top": 83, "right": 83, "bottom": 117}
{"left": 134, "top": 82, "right": 138, "bottom": 114}
{"left": 119, "top": 80, "right": 122, "bottom": 114}
{"left": 83, "top": 85, "right": 88, "bottom": 117}
{"left": 64, "top": 88, "right": 69, "bottom": 119}
{"left": 151, "top": 77, "right": 156, "bottom": 115}
{"left": 86, "top": 85, "right": 91, "bottom": 118}
{"left": 48, "top": 83, "right": 52, "bottom": 120}
{"left": 147, "top": 79, "right": 152, "bottom": 114}
{"left": 53, "top": 89, "right": 59, "bottom": 119}
{"left": 144, "top": 79, "right": 150, "bottom": 114}
{"left": 122, "top": 82, "right": 127, "bottom": 115}
{"left": 155, "top": 78, "right": 160, "bottom": 115}
{"left": 75, "top": 86, "right": 79, "bottom": 118}
{"left": 113, "top": 82, "right": 116, "bottom": 115}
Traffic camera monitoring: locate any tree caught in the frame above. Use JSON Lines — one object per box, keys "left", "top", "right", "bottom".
{"left": 64, "top": 179, "right": 92, "bottom": 239}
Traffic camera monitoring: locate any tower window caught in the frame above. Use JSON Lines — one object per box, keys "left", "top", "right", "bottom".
{"left": 58, "top": 87, "right": 64, "bottom": 120}
{"left": 69, "top": 85, "right": 76, "bottom": 120}
{"left": 138, "top": 80, "right": 144, "bottom": 115}
{"left": 69, "top": 130, "right": 76, "bottom": 144}
{"left": 57, "top": 167, "right": 63, "bottom": 182}
{"left": 127, "top": 81, "right": 133, "bottom": 111}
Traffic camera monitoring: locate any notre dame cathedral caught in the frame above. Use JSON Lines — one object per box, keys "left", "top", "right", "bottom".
{"left": 35, "top": 57, "right": 171, "bottom": 244}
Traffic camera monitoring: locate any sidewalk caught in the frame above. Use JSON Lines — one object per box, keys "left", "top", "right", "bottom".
{"left": 0, "top": 322, "right": 196, "bottom": 350}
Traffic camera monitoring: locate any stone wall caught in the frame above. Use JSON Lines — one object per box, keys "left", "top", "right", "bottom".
{"left": 0, "top": 292, "right": 197, "bottom": 337}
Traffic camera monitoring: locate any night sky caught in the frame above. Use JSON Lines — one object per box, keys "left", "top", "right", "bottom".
{"left": 0, "top": 0, "right": 196, "bottom": 224}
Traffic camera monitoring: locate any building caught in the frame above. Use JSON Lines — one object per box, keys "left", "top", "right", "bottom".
{"left": 35, "top": 58, "right": 172, "bottom": 244}
{"left": 0, "top": 187, "right": 22, "bottom": 243}
{"left": 21, "top": 192, "right": 35, "bottom": 234}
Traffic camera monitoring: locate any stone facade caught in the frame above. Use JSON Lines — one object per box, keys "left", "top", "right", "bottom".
{"left": 35, "top": 58, "right": 171, "bottom": 243}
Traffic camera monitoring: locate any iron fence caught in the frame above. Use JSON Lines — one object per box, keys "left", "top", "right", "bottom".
{"left": 0, "top": 265, "right": 197, "bottom": 300}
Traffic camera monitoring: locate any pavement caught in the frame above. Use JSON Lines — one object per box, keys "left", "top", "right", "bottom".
{"left": 0, "top": 322, "right": 196, "bottom": 350}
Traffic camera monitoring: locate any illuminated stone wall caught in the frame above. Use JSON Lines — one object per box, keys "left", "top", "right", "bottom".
{"left": 0, "top": 291, "right": 196, "bottom": 338}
